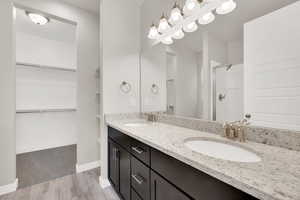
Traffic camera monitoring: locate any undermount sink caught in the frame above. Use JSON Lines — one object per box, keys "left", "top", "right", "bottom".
{"left": 184, "top": 138, "right": 261, "bottom": 163}
{"left": 124, "top": 122, "right": 149, "bottom": 127}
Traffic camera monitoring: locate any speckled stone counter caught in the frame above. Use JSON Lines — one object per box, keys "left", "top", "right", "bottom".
{"left": 106, "top": 118, "right": 300, "bottom": 200}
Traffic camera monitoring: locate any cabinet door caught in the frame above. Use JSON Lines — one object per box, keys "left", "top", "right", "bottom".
{"left": 151, "top": 171, "right": 191, "bottom": 200}
{"left": 108, "top": 139, "right": 119, "bottom": 191}
{"left": 119, "top": 147, "right": 131, "bottom": 200}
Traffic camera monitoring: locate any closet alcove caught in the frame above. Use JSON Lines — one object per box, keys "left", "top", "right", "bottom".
{"left": 15, "top": 8, "right": 77, "bottom": 156}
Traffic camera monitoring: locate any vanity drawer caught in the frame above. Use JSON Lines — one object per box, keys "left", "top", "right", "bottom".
{"left": 131, "top": 138, "right": 150, "bottom": 166}
{"left": 131, "top": 156, "right": 150, "bottom": 200}
{"left": 151, "top": 148, "right": 257, "bottom": 200}
{"left": 108, "top": 126, "right": 131, "bottom": 151}
{"left": 131, "top": 189, "right": 143, "bottom": 200}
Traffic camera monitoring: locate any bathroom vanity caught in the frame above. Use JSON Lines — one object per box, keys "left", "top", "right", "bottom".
{"left": 107, "top": 126, "right": 258, "bottom": 200}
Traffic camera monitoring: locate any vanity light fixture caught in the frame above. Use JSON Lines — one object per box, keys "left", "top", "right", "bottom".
{"left": 183, "top": 21, "right": 198, "bottom": 32}
{"left": 172, "top": 29, "right": 185, "bottom": 39}
{"left": 26, "top": 11, "right": 49, "bottom": 25}
{"left": 148, "top": 23, "right": 159, "bottom": 39}
{"left": 161, "top": 36, "right": 173, "bottom": 45}
{"left": 183, "top": 0, "right": 202, "bottom": 15}
{"left": 169, "top": 3, "right": 183, "bottom": 25}
{"left": 216, "top": 0, "right": 237, "bottom": 15}
{"left": 158, "top": 14, "right": 171, "bottom": 33}
{"left": 198, "top": 12, "right": 215, "bottom": 25}
{"left": 148, "top": 0, "right": 237, "bottom": 45}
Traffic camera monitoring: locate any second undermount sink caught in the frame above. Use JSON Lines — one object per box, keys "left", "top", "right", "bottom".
{"left": 184, "top": 139, "right": 261, "bottom": 163}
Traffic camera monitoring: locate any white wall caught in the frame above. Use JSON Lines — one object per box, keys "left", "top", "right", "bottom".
{"left": 0, "top": 1, "right": 16, "bottom": 187}
{"left": 100, "top": 0, "right": 141, "bottom": 183}
{"left": 16, "top": 32, "right": 76, "bottom": 69}
{"left": 228, "top": 39, "right": 243, "bottom": 65}
{"left": 13, "top": 0, "right": 100, "bottom": 166}
{"left": 244, "top": 1, "right": 300, "bottom": 130}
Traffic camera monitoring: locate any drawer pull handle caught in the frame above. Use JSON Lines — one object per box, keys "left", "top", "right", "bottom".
{"left": 132, "top": 174, "right": 144, "bottom": 185}
{"left": 132, "top": 146, "right": 144, "bottom": 154}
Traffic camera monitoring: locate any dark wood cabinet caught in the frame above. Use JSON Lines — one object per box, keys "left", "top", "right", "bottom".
{"left": 151, "top": 171, "right": 191, "bottom": 200}
{"left": 131, "top": 157, "right": 150, "bottom": 200}
{"left": 119, "top": 146, "right": 131, "bottom": 200}
{"left": 108, "top": 127, "right": 258, "bottom": 200}
{"left": 108, "top": 139, "right": 131, "bottom": 200}
{"left": 108, "top": 139, "right": 119, "bottom": 190}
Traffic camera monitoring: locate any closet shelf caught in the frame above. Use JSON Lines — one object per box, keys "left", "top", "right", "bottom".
{"left": 16, "top": 108, "right": 77, "bottom": 114}
{"left": 16, "top": 62, "right": 77, "bottom": 72}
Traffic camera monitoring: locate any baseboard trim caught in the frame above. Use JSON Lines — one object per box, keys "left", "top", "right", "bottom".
{"left": 76, "top": 160, "right": 100, "bottom": 173}
{"left": 0, "top": 179, "right": 18, "bottom": 196}
{"left": 99, "top": 176, "right": 111, "bottom": 189}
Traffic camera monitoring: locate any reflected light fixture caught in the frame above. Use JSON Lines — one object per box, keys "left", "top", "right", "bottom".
{"left": 169, "top": 3, "right": 183, "bottom": 25}
{"left": 183, "top": 21, "right": 198, "bottom": 32}
{"left": 183, "top": 0, "right": 202, "bottom": 15}
{"left": 148, "top": 0, "right": 237, "bottom": 45}
{"left": 198, "top": 12, "right": 215, "bottom": 25}
{"left": 172, "top": 29, "right": 185, "bottom": 39}
{"left": 148, "top": 24, "right": 159, "bottom": 39}
{"left": 216, "top": 0, "right": 237, "bottom": 15}
{"left": 161, "top": 36, "right": 173, "bottom": 45}
{"left": 158, "top": 14, "right": 171, "bottom": 33}
{"left": 26, "top": 11, "right": 49, "bottom": 25}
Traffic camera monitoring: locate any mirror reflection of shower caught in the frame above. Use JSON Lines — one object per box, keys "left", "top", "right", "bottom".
{"left": 212, "top": 63, "right": 244, "bottom": 122}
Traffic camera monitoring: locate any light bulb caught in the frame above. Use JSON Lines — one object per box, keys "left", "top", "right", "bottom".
{"left": 161, "top": 37, "right": 173, "bottom": 45}
{"left": 183, "top": 0, "right": 200, "bottom": 15}
{"left": 172, "top": 29, "right": 185, "bottom": 39}
{"left": 183, "top": 21, "right": 198, "bottom": 32}
{"left": 158, "top": 16, "right": 171, "bottom": 33}
{"left": 216, "top": 0, "right": 237, "bottom": 15}
{"left": 169, "top": 6, "right": 183, "bottom": 25}
{"left": 148, "top": 24, "right": 159, "bottom": 39}
{"left": 198, "top": 12, "right": 215, "bottom": 25}
{"left": 26, "top": 12, "right": 49, "bottom": 25}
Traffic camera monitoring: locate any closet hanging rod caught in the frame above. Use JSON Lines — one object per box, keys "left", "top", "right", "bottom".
{"left": 16, "top": 62, "right": 77, "bottom": 72}
{"left": 16, "top": 108, "right": 77, "bottom": 114}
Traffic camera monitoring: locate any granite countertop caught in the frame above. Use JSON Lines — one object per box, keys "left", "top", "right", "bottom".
{"left": 106, "top": 118, "right": 300, "bottom": 200}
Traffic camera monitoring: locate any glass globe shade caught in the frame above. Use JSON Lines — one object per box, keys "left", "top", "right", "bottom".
{"left": 198, "top": 12, "right": 215, "bottom": 25}
{"left": 216, "top": 0, "right": 237, "bottom": 15}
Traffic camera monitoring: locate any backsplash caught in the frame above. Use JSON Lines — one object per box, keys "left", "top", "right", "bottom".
{"left": 105, "top": 113, "right": 300, "bottom": 151}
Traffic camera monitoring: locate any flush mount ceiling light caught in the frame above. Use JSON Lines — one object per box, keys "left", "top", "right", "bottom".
{"left": 147, "top": 0, "right": 237, "bottom": 45}
{"left": 26, "top": 11, "right": 50, "bottom": 25}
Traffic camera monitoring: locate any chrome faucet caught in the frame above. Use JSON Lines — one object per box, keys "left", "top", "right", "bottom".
{"left": 223, "top": 119, "right": 250, "bottom": 142}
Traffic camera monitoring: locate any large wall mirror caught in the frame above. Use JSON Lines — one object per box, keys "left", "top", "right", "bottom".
{"left": 140, "top": 0, "right": 300, "bottom": 131}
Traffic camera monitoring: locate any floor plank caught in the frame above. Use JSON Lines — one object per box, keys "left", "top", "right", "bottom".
{"left": 0, "top": 169, "right": 120, "bottom": 200}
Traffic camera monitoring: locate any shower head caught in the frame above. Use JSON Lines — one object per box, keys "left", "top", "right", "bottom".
{"left": 225, "top": 64, "right": 233, "bottom": 71}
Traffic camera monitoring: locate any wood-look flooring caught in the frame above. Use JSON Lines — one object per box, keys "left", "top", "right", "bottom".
{"left": 0, "top": 169, "right": 120, "bottom": 200}
{"left": 17, "top": 145, "right": 77, "bottom": 188}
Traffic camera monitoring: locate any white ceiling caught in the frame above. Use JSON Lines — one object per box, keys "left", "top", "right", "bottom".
{"left": 61, "top": 0, "right": 100, "bottom": 14}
